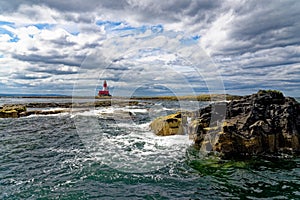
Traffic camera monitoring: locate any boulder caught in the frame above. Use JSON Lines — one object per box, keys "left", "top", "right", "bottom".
{"left": 0, "top": 105, "right": 27, "bottom": 118}
{"left": 0, "top": 110, "right": 18, "bottom": 118}
{"left": 150, "top": 112, "right": 187, "bottom": 136}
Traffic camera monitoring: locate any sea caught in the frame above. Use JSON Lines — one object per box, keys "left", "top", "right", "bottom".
{"left": 0, "top": 97, "right": 300, "bottom": 199}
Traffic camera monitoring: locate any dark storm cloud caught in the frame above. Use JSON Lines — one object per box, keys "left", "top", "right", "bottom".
{"left": 106, "top": 65, "right": 129, "bottom": 71}
{"left": 124, "top": 0, "right": 222, "bottom": 24}
{"left": 0, "top": 0, "right": 222, "bottom": 26}
{"left": 218, "top": 0, "right": 300, "bottom": 55}
{"left": 0, "top": 0, "right": 98, "bottom": 13}
{"left": 44, "top": 0, "right": 129, "bottom": 12}
{"left": 242, "top": 61, "right": 300, "bottom": 70}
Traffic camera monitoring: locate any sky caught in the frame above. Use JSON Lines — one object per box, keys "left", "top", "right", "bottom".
{"left": 0, "top": 0, "right": 299, "bottom": 97}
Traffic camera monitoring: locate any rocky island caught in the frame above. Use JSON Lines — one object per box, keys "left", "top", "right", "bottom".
{"left": 150, "top": 90, "right": 300, "bottom": 158}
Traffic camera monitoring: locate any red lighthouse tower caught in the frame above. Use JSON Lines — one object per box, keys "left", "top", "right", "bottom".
{"left": 98, "top": 80, "right": 111, "bottom": 96}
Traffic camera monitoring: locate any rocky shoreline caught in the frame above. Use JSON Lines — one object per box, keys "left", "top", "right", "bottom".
{"left": 150, "top": 90, "right": 300, "bottom": 158}
{"left": 0, "top": 100, "right": 139, "bottom": 118}
{"left": 2, "top": 90, "right": 300, "bottom": 159}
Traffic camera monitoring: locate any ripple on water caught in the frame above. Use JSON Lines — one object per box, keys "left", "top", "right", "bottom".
{"left": 0, "top": 108, "right": 300, "bottom": 199}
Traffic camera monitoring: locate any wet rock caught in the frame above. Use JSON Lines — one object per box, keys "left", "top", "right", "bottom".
{"left": 191, "top": 90, "right": 300, "bottom": 158}
{"left": 25, "top": 102, "right": 73, "bottom": 108}
{"left": 0, "top": 110, "right": 18, "bottom": 118}
{"left": 0, "top": 105, "right": 27, "bottom": 118}
{"left": 150, "top": 90, "right": 300, "bottom": 158}
{"left": 150, "top": 112, "right": 187, "bottom": 136}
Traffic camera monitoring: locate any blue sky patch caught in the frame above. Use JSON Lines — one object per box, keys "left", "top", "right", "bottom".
{"left": 96, "top": 20, "right": 123, "bottom": 31}
{"left": 70, "top": 31, "right": 80, "bottom": 36}
{"left": 9, "top": 37, "right": 19, "bottom": 42}
{"left": 192, "top": 35, "right": 200, "bottom": 40}
{"left": 0, "top": 27, "right": 14, "bottom": 37}
{"left": 0, "top": 27, "right": 19, "bottom": 42}
{"left": 151, "top": 25, "right": 163, "bottom": 33}
{"left": 180, "top": 35, "right": 200, "bottom": 45}
{"left": 114, "top": 25, "right": 147, "bottom": 34}
{"left": 96, "top": 20, "right": 122, "bottom": 26}
{"left": 0, "top": 21, "right": 15, "bottom": 27}
{"left": 32, "top": 23, "right": 55, "bottom": 30}
{"left": 96, "top": 20, "right": 164, "bottom": 36}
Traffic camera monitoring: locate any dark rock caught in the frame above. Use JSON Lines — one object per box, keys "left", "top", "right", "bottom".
{"left": 150, "top": 90, "right": 300, "bottom": 158}
{"left": 25, "top": 102, "right": 73, "bottom": 108}
{"left": 190, "top": 90, "right": 300, "bottom": 158}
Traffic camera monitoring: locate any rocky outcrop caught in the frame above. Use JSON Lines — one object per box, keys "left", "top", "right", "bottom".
{"left": 150, "top": 113, "right": 187, "bottom": 136}
{"left": 151, "top": 90, "right": 300, "bottom": 158}
{"left": 0, "top": 100, "right": 140, "bottom": 118}
{"left": 0, "top": 105, "right": 26, "bottom": 118}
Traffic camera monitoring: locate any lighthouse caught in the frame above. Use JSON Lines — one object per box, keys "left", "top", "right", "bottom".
{"left": 103, "top": 80, "right": 108, "bottom": 91}
{"left": 98, "top": 80, "right": 111, "bottom": 96}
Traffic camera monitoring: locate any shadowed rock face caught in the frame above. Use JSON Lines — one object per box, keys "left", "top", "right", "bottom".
{"left": 190, "top": 90, "right": 300, "bottom": 158}
{"left": 150, "top": 90, "right": 300, "bottom": 158}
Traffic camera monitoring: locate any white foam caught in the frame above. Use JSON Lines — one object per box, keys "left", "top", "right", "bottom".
{"left": 24, "top": 112, "right": 70, "bottom": 118}
{"left": 71, "top": 109, "right": 97, "bottom": 117}
{"left": 40, "top": 108, "right": 68, "bottom": 112}
{"left": 71, "top": 104, "right": 193, "bottom": 172}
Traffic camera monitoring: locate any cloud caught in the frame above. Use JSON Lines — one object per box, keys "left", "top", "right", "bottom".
{"left": 0, "top": 0, "right": 299, "bottom": 96}
{"left": 11, "top": 73, "right": 51, "bottom": 80}
{"left": 13, "top": 54, "right": 82, "bottom": 68}
{"left": 201, "top": 0, "right": 300, "bottom": 55}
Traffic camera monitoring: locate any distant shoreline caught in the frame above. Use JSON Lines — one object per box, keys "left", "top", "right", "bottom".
{"left": 1, "top": 94, "right": 299, "bottom": 102}
{"left": 0, "top": 94, "right": 242, "bottom": 101}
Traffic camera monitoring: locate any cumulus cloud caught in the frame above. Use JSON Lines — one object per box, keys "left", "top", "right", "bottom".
{"left": 0, "top": 0, "right": 299, "bottom": 96}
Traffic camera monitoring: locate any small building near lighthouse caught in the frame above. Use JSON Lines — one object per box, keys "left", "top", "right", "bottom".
{"left": 98, "top": 80, "right": 111, "bottom": 96}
